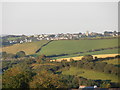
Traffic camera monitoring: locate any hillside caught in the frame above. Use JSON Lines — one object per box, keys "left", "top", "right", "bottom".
{"left": 62, "top": 67, "right": 118, "bottom": 83}
{"left": 2, "top": 40, "right": 49, "bottom": 55}
{"left": 37, "top": 38, "right": 119, "bottom": 56}
{"left": 102, "top": 58, "right": 120, "bottom": 65}
{"left": 1, "top": 38, "right": 119, "bottom": 57}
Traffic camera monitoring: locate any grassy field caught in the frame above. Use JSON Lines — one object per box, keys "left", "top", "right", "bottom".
{"left": 7, "top": 37, "right": 22, "bottom": 41}
{"left": 38, "top": 38, "right": 118, "bottom": 56}
{"left": 102, "top": 58, "right": 120, "bottom": 65}
{"left": 62, "top": 67, "right": 118, "bottom": 83}
{"left": 2, "top": 40, "right": 49, "bottom": 55}
{"left": 1, "top": 38, "right": 119, "bottom": 57}
{"left": 51, "top": 48, "right": 119, "bottom": 59}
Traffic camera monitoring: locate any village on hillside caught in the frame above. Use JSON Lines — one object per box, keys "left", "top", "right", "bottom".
{"left": 1, "top": 31, "right": 120, "bottom": 46}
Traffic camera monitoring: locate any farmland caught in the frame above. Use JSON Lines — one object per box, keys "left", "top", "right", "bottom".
{"left": 102, "top": 58, "right": 120, "bottom": 65}
{"left": 1, "top": 38, "right": 119, "bottom": 58}
{"left": 2, "top": 40, "right": 49, "bottom": 55}
{"left": 51, "top": 48, "right": 119, "bottom": 59}
{"left": 7, "top": 37, "right": 22, "bottom": 41}
{"left": 2, "top": 40, "right": 120, "bottom": 88}
{"left": 37, "top": 38, "right": 119, "bottom": 56}
{"left": 62, "top": 67, "right": 118, "bottom": 83}
{"left": 51, "top": 54, "right": 119, "bottom": 62}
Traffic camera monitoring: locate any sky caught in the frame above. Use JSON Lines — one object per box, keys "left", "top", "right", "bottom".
{"left": 1, "top": 1, "right": 118, "bottom": 35}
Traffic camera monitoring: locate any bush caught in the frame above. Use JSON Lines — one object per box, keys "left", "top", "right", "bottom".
{"left": 82, "top": 55, "right": 94, "bottom": 61}
{"left": 2, "top": 64, "right": 33, "bottom": 88}
{"left": 15, "top": 51, "right": 26, "bottom": 58}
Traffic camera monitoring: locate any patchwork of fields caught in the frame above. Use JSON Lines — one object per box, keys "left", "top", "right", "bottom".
{"left": 62, "top": 67, "right": 119, "bottom": 83}
{"left": 2, "top": 38, "right": 119, "bottom": 58}
{"left": 1, "top": 38, "right": 119, "bottom": 88}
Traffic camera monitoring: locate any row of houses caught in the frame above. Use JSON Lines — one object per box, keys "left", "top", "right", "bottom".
{"left": 8, "top": 37, "right": 34, "bottom": 44}
{"left": 4, "top": 31, "right": 120, "bottom": 45}
{"left": 30, "top": 31, "right": 119, "bottom": 40}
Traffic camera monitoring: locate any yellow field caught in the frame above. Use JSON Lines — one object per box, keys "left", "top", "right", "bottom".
{"left": 1, "top": 41, "right": 48, "bottom": 55}
{"left": 51, "top": 54, "right": 119, "bottom": 62}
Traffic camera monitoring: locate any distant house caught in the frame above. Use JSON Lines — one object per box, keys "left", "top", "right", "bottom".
{"left": 104, "top": 31, "right": 114, "bottom": 36}
{"left": 79, "top": 85, "right": 97, "bottom": 89}
{"left": 20, "top": 40, "right": 24, "bottom": 44}
{"left": 9, "top": 41, "right": 13, "bottom": 43}
{"left": 9, "top": 40, "right": 16, "bottom": 43}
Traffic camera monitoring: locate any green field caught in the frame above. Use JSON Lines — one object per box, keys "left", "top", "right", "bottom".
{"left": 62, "top": 67, "right": 118, "bottom": 83}
{"left": 2, "top": 40, "right": 49, "bottom": 55}
{"left": 7, "top": 37, "right": 22, "bottom": 41}
{"left": 2, "top": 38, "right": 119, "bottom": 57}
{"left": 102, "top": 58, "right": 120, "bottom": 65}
{"left": 37, "top": 38, "right": 119, "bottom": 56}
{"left": 51, "top": 48, "right": 119, "bottom": 59}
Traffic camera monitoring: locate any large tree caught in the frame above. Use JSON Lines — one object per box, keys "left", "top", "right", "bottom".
{"left": 29, "top": 71, "right": 66, "bottom": 88}
{"left": 2, "top": 64, "right": 33, "bottom": 88}
{"left": 15, "top": 51, "right": 26, "bottom": 58}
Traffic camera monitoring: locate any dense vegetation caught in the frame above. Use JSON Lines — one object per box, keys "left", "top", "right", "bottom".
{"left": 1, "top": 53, "right": 120, "bottom": 89}
{"left": 69, "top": 55, "right": 119, "bottom": 76}
{"left": 62, "top": 55, "right": 119, "bottom": 82}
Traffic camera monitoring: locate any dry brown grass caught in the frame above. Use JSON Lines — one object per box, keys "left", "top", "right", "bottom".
{"left": 1, "top": 41, "right": 48, "bottom": 55}
{"left": 52, "top": 54, "right": 119, "bottom": 62}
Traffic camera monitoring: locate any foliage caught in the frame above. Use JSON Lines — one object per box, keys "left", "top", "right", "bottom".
{"left": 2, "top": 52, "right": 16, "bottom": 59}
{"left": 1, "top": 48, "right": 120, "bottom": 89}
{"left": 36, "top": 54, "right": 47, "bottom": 64}
{"left": 2, "top": 64, "right": 33, "bottom": 88}
{"left": 81, "top": 55, "right": 93, "bottom": 61}
{"left": 59, "top": 75, "right": 78, "bottom": 88}
{"left": 70, "top": 58, "right": 119, "bottom": 75}
{"left": 29, "top": 71, "right": 66, "bottom": 88}
{"left": 115, "top": 55, "right": 120, "bottom": 58}
{"left": 15, "top": 51, "right": 26, "bottom": 58}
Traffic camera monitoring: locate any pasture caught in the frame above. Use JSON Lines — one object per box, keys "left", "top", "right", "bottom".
{"left": 38, "top": 38, "right": 118, "bottom": 56}
{"left": 7, "top": 37, "right": 22, "bottom": 41}
{"left": 1, "top": 38, "right": 119, "bottom": 57}
{"left": 2, "top": 40, "right": 49, "bottom": 55}
{"left": 50, "top": 48, "right": 119, "bottom": 59}
{"left": 102, "top": 58, "right": 120, "bottom": 65}
{"left": 62, "top": 67, "right": 118, "bottom": 83}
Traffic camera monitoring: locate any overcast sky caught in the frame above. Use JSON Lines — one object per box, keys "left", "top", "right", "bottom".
{"left": 2, "top": 2, "right": 118, "bottom": 35}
